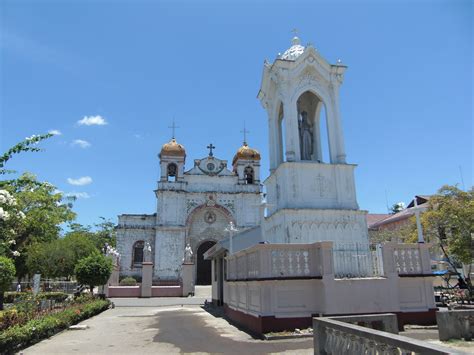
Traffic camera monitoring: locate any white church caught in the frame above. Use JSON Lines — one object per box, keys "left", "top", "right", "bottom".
{"left": 116, "top": 134, "right": 262, "bottom": 285}
{"left": 116, "top": 35, "right": 436, "bottom": 333}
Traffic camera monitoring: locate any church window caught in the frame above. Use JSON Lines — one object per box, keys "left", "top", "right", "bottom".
{"left": 133, "top": 241, "right": 144, "bottom": 266}
{"left": 244, "top": 166, "right": 254, "bottom": 184}
{"left": 167, "top": 163, "right": 177, "bottom": 182}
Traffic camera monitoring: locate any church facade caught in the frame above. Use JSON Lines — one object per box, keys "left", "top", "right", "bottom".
{"left": 116, "top": 139, "right": 262, "bottom": 285}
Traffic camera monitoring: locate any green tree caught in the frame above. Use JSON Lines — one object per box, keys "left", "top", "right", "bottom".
{"left": 0, "top": 256, "right": 16, "bottom": 310}
{"left": 390, "top": 202, "right": 406, "bottom": 214}
{"left": 26, "top": 234, "right": 97, "bottom": 279}
{"left": 0, "top": 173, "right": 76, "bottom": 277}
{"left": 75, "top": 253, "right": 112, "bottom": 293}
{"left": 420, "top": 185, "right": 473, "bottom": 270}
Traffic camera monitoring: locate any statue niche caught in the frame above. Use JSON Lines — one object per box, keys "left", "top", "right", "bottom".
{"left": 298, "top": 111, "right": 313, "bottom": 160}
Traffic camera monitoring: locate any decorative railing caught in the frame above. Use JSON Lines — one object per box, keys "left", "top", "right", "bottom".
{"left": 226, "top": 242, "right": 431, "bottom": 281}
{"left": 393, "top": 245, "right": 423, "bottom": 275}
{"left": 333, "top": 242, "right": 378, "bottom": 278}
{"left": 226, "top": 243, "right": 323, "bottom": 281}
{"left": 314, "top": 318, "right": 453, "bottom": 355}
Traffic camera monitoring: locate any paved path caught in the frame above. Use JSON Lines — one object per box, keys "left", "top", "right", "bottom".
{"left": 22, "top": 304, "right": 312, "bottom": 354}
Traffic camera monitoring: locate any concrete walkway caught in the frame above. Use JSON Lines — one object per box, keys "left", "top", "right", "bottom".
{"left": 21, "top": 302, "right": 312, "bottom": 354}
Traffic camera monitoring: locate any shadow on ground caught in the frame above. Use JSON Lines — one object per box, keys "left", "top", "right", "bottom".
{"left": 152, "top": 306, "right": 313, "bottom": 354}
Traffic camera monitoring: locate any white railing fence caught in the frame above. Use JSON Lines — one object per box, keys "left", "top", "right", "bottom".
{"left": 333, "top": 242, "right": 383, "bottom": 278}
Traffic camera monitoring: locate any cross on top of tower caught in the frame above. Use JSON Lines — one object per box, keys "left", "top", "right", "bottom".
{"left": 168, "top": 119, "right": 179, "bottom": 139}
{"left": 241, "top": 122, "right": 250, "bottom": 145}
{"left": 291, "top": 28, "right": 299, "bottom": 37}
{"left": 207, "top": 143, "right": 215, "bottom": 157}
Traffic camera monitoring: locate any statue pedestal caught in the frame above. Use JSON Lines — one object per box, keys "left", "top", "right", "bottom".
{"left": 182, "top": 263, "right": 194, "bottom": 296}
{"left": 104, "top": 263, "right": 120, "bottom": 297}
{"left": 141, "top": 262, "right": 153, "bottom": 298}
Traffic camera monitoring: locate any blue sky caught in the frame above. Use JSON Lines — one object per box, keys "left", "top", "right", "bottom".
{"left": 1, "top": 0, "right": 472, "bottom": 228}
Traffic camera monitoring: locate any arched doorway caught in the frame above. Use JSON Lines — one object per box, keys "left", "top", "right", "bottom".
{"left": 196, "top": 240, "right": 216, "bottom": 285}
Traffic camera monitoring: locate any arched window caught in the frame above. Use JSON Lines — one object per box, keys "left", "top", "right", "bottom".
{"left": 167, "top": 163, "right": 177, "bottom": 182}
{"left": 133, "top": 241, "right": 144, "bottom": 266}
{"left": 244, "top": 166, "right": 254, "bottom": 184}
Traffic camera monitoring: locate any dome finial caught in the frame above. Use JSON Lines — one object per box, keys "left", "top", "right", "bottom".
{"left": 240, "top": 121, "right": 250, "bottom": 146}
{"left": 168, "top": 118, "right": 179, "bottom": 140}
{"left": 291, "top": 28, "right": 300, "bottom": 45}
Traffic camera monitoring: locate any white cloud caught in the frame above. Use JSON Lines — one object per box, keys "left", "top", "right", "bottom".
{"left": 71, "top": 139, "right": 91, "bottom": 148}
{"left": 49, "top": 129, "right": 62, "bottom": 136}
{"left": 67, "top": 176, "right": 92, "bottom": 186}
{"left": 65, "top": 192, "right": 90, "bottom": 199}
{"left": 77, "top": 115, "right": 107, "bottom": 126}
{"left": 133, "top": 133, "right": 142, "bottom": 139}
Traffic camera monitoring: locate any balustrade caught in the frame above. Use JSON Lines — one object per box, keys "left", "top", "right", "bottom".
{"left": 226, "top": 243, "right": 322, "bottom": 281}
{"left": 314, "top": 318, "right": 453, "bottom": 355}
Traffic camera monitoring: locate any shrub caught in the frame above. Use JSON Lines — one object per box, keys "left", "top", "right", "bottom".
{"left": 3, "top": 292, "right": 28, "bottom": 304}
{"left": 0, "top": 298, "right": 110, "bottom": 353}
{"left": 0, "top": 257, "right": 16, "bottom": 310}
{"left": 37, "top": 292, "right": 69, "bottom": 303}
{"left": 74, "top": 253, "right": 112, "bottom": 293}
{"left": 119, "top": 277, "right": 137, "bottom": 286}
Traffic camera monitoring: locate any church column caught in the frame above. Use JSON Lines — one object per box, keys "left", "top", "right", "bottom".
{"left": 313, "top": 101, "right": 323, "bottom": 162}
{"left": 330, "top": 87, "right": 347, "bottom": 164}
{"left": 284, "top": 99, "right": 300, "bottom": 162}
{"left": 267, "top": 111, "right": 278, "bottom": 171}
{"left": 325, "top": 102, "right": 338, "bottom": 164}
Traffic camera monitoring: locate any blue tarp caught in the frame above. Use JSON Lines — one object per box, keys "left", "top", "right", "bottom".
{"left": 433, "top": 270, "right": 449, "bottom": 275}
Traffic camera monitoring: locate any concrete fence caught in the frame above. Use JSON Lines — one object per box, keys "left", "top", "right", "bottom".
{"left": 436, "top": 310, "right": 474, "bottom": 341}
{"left": 313, "top": 317, "right": 455, "bottom": 355}
{"left": 226, "top": 241, "right": 432, "bottom": 281}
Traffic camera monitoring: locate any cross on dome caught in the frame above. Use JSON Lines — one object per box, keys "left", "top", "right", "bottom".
{"left": 207, "top": 143, "right": 215, "bottom": 157}
{"left": 168, "top": 119, "right": 179, "bottom": 139}
{"left": 240, "top": 122, "right": 250, "bottom": 145}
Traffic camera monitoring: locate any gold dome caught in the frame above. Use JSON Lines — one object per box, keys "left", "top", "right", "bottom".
{"left": 160, "top": 138, "right": 186, "bottom": 158}
{"left": 232, "top": 143, "right": 261, "bottom": 165}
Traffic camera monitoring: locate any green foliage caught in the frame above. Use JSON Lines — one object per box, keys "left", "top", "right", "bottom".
{"left": 0, "top": 174, "right": 76, "bottom": 277}
{"left": 0, "top": 298, "right": 110, "bottom": 353}
{"left": 420, "top": 185, "right": 473, "bottom": 265}
{"left": 3, "top": 292, "right": 28, "bottom": 304}
{"left": 0, "top": 133, "right": 53, "bottom": 175}
{"left": 36, "top": 292, "right": 69, "bottom": 302}
{"left": 67, "top": 218, "right": 117, "bottom": 252}
{"left": 0, "top": 257, "right": 15, "bottom": 292}
{"left": 0, "top": 257, "right": 16, "bottom": 311}
{"left": 74, "top": 253, "right": 112, "bottom": 293}
{"left": 390, "top": 202, "right": 405, "bottom": 214}
{"left": 3, "top": 291, "right": 68, "bottom": 304}
{"left": 119, "top": 277, "right": 137, "bottom": 286}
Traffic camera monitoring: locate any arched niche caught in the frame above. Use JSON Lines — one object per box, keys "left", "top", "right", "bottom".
{"left": 296, "top": 90, "right": 330, "bottom": 163}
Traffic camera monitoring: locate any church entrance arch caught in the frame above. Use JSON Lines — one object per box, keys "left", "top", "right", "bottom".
{"left": 196, "top": 240, "right": 216, "bottom": 285}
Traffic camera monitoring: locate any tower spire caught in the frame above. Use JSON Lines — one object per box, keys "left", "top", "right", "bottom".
{"left": 240, "top": 122, "right": 250, "bottom": 145}
{"left": 168, "top": 119, "right": 179, "bottom": 140}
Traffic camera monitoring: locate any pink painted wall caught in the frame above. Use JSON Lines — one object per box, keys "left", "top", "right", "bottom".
{"left": 151, "top": 285, "right": 182, "bottom": 297}
{"left": 107, "top": 286, "right": 141, "bottom": 297}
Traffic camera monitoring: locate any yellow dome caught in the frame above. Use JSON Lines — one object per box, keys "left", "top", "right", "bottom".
{"left": 232, "top": 143, "right": 261, "bottom": 165}
{"left": 160, "top": 138, "right": 186, "bottom": 158}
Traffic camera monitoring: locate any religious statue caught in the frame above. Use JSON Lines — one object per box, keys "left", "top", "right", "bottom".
{"left": 184, "top": 243, "right": 193, "bottom": 263}
{"left": 298, "top": 111, "right": 313, "bottom": 160}
{"left": 143, "top": 241, "right": 152, "bottom": 262}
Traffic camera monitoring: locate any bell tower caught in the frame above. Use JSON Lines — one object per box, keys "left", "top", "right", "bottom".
{"left": 258, "top": 36, "right": 369, "bottom": 244}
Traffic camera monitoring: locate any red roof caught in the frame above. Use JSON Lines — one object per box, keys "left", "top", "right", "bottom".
{"left": 366, "top": 214, "right": 390, "bottom": 228}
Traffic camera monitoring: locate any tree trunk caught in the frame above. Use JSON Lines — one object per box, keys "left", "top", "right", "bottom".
{"left": 0, "top": 292, "right": 4, "bottom": 311}
{"left": 90, "top": 285, "right": 94, "bottom": 294}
